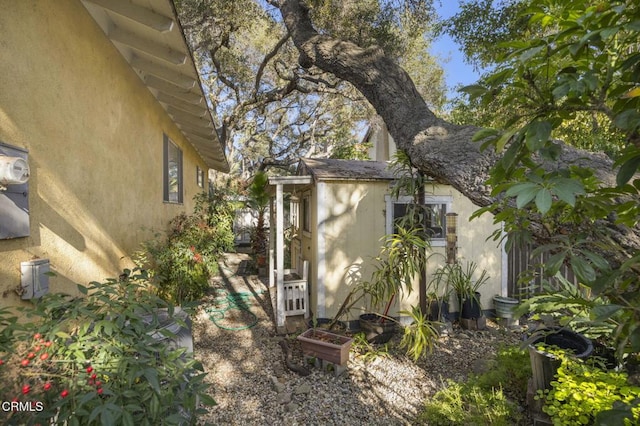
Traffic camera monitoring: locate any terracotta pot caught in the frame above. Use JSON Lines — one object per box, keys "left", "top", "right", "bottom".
{"left": 297, "top": 328, "right": 353, "bottom": 366}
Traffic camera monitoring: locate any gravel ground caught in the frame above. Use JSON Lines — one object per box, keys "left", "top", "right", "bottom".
{"left": 193, "top": 253, "right": 523, "bottom": 425}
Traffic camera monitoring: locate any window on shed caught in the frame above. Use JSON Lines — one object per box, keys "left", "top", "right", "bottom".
{"left": 387, "top": 194, "right": 452, "bottom": 247}
{"left": 302, "top": 194, "right": 310, "bottom": 233}
{"left": 163, "top": 135, "right": 183, "bottom": 203}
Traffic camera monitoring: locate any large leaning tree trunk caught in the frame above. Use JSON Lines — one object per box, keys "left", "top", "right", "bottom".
{"left": 273, "top": 0, "right": 639, "bottom": 267}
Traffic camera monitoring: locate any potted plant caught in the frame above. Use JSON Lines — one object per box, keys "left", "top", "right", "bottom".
{"left": 297, "top": 328, "right": 354, "bottom": 366}
{"left": 427, "top": 267, "right": 453, "bottom": 322}
{"left": 445, "top": 261, "right": 489, "bottom": 320}
{"left": 426, "top": 292, "right": 450, "bottom": 322}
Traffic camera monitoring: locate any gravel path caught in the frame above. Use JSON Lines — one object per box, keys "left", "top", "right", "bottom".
{"left": 193, "top": 252, "right": 522, "bottom": 425}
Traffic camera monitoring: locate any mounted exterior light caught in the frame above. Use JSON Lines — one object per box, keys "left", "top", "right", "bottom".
{"left": 0, "top": 156, "right": 30, "bottom": 188}
{"left": 446, "top": 212, "right": 458, "bottom": 264}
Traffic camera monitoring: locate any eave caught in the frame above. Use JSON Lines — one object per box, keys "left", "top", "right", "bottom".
{"left": 80, "top": 0, "right": 229, "bottom": 172}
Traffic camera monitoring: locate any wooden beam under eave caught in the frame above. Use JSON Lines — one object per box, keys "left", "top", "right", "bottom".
{"left": 157, "top": 92, "right": 207, "bottom": 117}
{"left": 84, "top": 0, "right": 174, "bottom": 32}
{"left": 166, "top": 106, "right": 213, "bottom": 128}
{"left": 131, "top": 56, "right": 195, "bottom": 89}
{"left": 186, "top": 133, "right": 219, "bottom": 147}
{"left": 144, "top": 75, "right": 203, "bottom": 104}
{"left": 177, "top": 124, "right": 216, "bottom": 140}
{"left": 109, "top": 26, "right": 186, "bottom": 65}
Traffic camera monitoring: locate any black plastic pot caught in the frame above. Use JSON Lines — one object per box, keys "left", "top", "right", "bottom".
{"left": 460, "top": 292, "right": 482, "bottom": 319}
{"left": 359, "top": 313, "right": 396, "bottom": 344}
{"left": 528, "top": 327, "right": 593, "bottom": 393}
{"left": 427, "top": 300, "right": 449, "bottom": 321}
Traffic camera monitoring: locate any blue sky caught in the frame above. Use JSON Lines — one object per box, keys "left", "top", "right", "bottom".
{"left": 430, "top": 2, "right": 480, "bottom": 98}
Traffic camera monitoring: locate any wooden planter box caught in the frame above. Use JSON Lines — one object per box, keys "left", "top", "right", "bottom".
{"left": 297, "top": 328, "right": 353, "bottom": 366}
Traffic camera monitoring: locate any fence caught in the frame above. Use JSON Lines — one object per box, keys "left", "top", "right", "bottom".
{"left": 507, "top": 243, "right": 577, "bottom": 300}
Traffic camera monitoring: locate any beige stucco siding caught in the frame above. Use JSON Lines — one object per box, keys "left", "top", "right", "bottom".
{"left": 313, "top": 180, "right": 389, "bottom": 321}
{"left": 401, "top": 184, "right": 505, "bottom": 315}
{"left": 313, "top": 180, "right": 504, "bottom": 321}
{"left": 0, "top": 0, "right": 209, "bottom": 310}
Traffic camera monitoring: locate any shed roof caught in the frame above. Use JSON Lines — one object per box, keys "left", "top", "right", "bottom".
{"left": 299, "top": 158, "right": 395, "bottom": 181}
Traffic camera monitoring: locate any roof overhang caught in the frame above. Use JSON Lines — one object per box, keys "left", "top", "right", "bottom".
{"left": 80, "top": 0, "right": 229, "bottom": 172}
{"left": 267, "top": 176, "right": 313, "bottom": 195}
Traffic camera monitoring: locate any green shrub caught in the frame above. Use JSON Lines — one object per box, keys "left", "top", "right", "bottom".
{"left": 0, "top": 270, "right": 214, "bottom": 425}
{"left": 539, "top": 349, "right": 640, "bottom": 425}
{"left": 472, "top": 345, "right": 531, "bottom": 402}
{"left": 140, "top": 192, "right": 235, "bottom": 304}
{"left": 417, "top": 345, "right": 528, "bottom": 425}
{"left": 418, "top": 380, "right": 521, "bottom": 425}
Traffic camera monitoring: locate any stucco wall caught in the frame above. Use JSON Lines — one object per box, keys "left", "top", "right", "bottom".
{"left": 0, "top": 0, "right": 210, "bottom": 310}
{"left": 311, "top": 180, "right": 504, "bottom": 322}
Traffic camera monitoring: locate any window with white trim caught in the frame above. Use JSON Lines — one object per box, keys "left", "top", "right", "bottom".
{"left": 301, "top": 194, "right": 311, "bottom": 234}
{"left": 163, "top": 135, "right": 183, "bottom": 203}
{"left": 385, "top": 194, "right": 452, "bottom": 247}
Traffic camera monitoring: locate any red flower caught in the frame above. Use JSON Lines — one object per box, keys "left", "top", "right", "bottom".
{"left": 86, "top": 366, "right": 93, "bottom": 374}
{"left": 44, "top": 341, "right": 52, "bottom": 347}
{"left": 0, "top": 359, "right": 4, "bottom": 365}
{"left": 43, "top": 382, "right": 52, "bottom": 391}
{"left": 34, "top": 346, "right": 41, "bottom": 352}
{"left": 190, "top": 245, "right": 196, "bottom": 252}
{"left": 11, "top": 397, "right": 19, "bottom": 403}
{"left": 193, "top": 253, "right": 202, "bottom": 263}
{"left": 91, "top": 373, "right": 97, "bottom": 380}
{"left": 27, "top": 352, "right": 35, "bottom": 359}
{"left": 21, "top": 359, "right": 29, "bottom": 367}
{"left": 60, "top": 389, "right": 69, "bottom": 398}
{"left": 34, "top": 333, "right": 41, "bottom": 340}
{"left": 22, "top": 385, "right": 31, "bottom": 395}
{"left": 40, "top": 353, "right": 49, "bottom": 361}
{"left": 97, "top": 388, "right": 103, "bottom": 395}
{"left": 95, "top": 381, "right": 102, "bottom": 387}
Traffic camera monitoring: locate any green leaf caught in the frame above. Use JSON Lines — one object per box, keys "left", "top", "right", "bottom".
{"left": 77, "top": 284, "right": 89, "bottom": 295}
{"left": 535, "top": 188, "right": 552, "bottom": 214}
{"left": 614, "top": 109, "right": 640, "bottom": 131}
{"left": 55, "top": 331, "right": 71, "bottom": 339}
{"left": 472, "top": 128, "right": 499, "bottom": 142}
{"left": 571, "top": 256, "right": 596, "bottom": 283}
{"left": 496, "top": 128, "right": 518, "bottom": 152}
{"left": 199, "top": 393, "right": 217, "bottom": 406}
{"left": 122, "top": 411, "right": 136, "bottom": 426}
{"left": 551, "top": 178, "right": 584, "bottom": 206}
{"left": 616, "top": 155, "right": 640, "bottom": 186}
{"left": 590, "top": 304, "right": 622, "bottom": 322}
{"left": 144, "top": 368, "right": 160, "bottom": 393}
{"left": 525, "top": 121, "right": 552, "bottom": 151}
{"left": 460, "top": 84, "right": 488, "bottom": 97}
{"left": 506, "top": 182, "right": 539, "bottom": 208}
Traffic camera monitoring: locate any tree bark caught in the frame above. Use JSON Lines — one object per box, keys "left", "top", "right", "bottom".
{"left": 277, "top": 0, "right": 640, "bottom": 266}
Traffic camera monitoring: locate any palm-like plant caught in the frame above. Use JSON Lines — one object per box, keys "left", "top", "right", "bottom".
{"left": 247, "top": 171, "right": 270, "bottom": 258}
{"left": 434, "top": 261, "right": 489, "bottom": 312}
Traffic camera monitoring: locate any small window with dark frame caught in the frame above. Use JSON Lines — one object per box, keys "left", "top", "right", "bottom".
{"left": 163, "top": 135, "right": 183, "bottom": 203}
{"left": 302, "top": 195, "right": 311, "bottom": 233}
{"left": 392, "top": 202, "right": 446, "bottom": 239}
{"left": 196, "top": 166, "right": 205, "bottom": 188}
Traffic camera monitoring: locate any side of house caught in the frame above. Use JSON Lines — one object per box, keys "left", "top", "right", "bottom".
{"left": 0, "top": 0, "right": 227, "bottom": 310}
